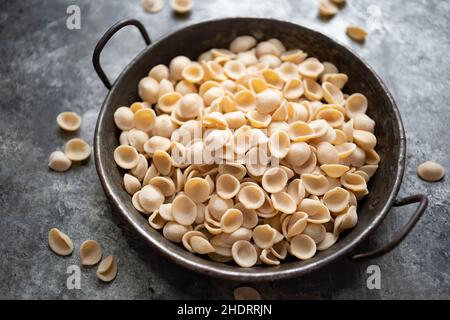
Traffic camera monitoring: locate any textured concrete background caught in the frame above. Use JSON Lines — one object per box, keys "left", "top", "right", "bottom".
{"left": 0, "top": 0, "right": 449, "bottom": 299}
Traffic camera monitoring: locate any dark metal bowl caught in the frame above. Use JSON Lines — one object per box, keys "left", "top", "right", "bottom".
{"left": 93, "top": 18, "right": 427, "bottom": 281}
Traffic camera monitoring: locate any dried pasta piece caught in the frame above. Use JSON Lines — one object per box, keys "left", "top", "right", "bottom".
{"left": 79, "top": 240, "right": 102, "bottom": 266}
{"left": 232, "top": 240, "right": 258, "bottom": 268}
{"left": 141, "top": 0, "right": 164, "bottom": 13}
{"left": 57, "top": 111, "right": 81, "bottom": 131}
{"left": 65, "top": 138, "right": 90, "bottom": 161}
{"left": 353, "top": 114, "right": 375, "bottom": 133}
{"left": 301, "top": 174, "right": 330, "bottom": 196}
{"left": 253, "top": 224, "right": 277, "bottom": 249}
{"left": 96, "top": 255, "right": 118, "bottom": 282}
{"left": 149, "top": 176, "right": 176, "bottom": 197}
{"left": 48, "top": 228, "right": 73, "bottom": 256}
{"left": 298, "top": 58, "right": 324, "bottom": 80}
{"left": 216, "top": 174, "right": 240, "bottom": 199}
{"left": 48, "top": 151, "right": 72, "bottom": 172}
{"left": 303, "top": 78, "right": 324, "bottom": 101}
{"left": 139, "top": 184, "right": 164, "bottom": 213}
{"left": 303, "top": 223, "right": 326, "bottom": 244}
{"left": 235, "top": 89, "right": 257, "bottom": 112}
{"left": 182, "top": 62, "right": 205, "bottom": 83}
{"left": 317, "top": 141, "right": 339, "bottom": 164}
{"left": 341, "top": 171, "right": 367, "bottom": 192}
{"left": 417, "top": 161, "right": 445, "bottom": 181}
{"left": 319, "top": 0, "right": 338, "bottom": 17}
{"left": 238, "top": 184, "right": 265, "bottom": 210}
{"left": 323, "top": 73, "right": 348, "bottom": 90}
{"left": 334, "top": 206, "right": 358, "bottom": 235}
{"left": 149, "top": 64, "right": 169, "bottom": 82}
{"left": 152, "top": 150, "right": 173, "bottom": 175}
{"left": 256, "top": 89, "right": 282, "bottom": 114}
{"left": 261, "top": 69, "right": 284, "bottom": 90}
{"left": 323, "top": 187, "right": 350, "bottom": 212}
{"left": 138, "top": 77, "right": 160, "bottom": 104}
{"left": 271, "top": 192, "right": 296, "bottom": 214}
{"left": 208, "top": 194, "right": 233, "bottom": 221}
{"left": 320, "top": 164, "right": 349, "bottom": 178}
{"left": 285, "top": 142, "right": 311, "bottom": 167}
{"left": 134, "top": 108, "right": 156, "bottom": 131}
{"left": 288, "top": 121, "right": 315, "bottom": 142}
{"left": 220, "top": 208, "right": 244, "bottom": 233}
{"left": 172, "top": 194, "right": 197, "bottom": 226}
{"left": 353, "top": 130, "right": 377, "bottom": 150}
{"left": 260, "top": 249, "right": 280, "bottom": 265}
{"left": 345, "top": 93, "right": 368, "bottom": 118}
{"left": 123, "top": 173, "right": 141, "bottom": 195}
{"left": 184, "top": 177, "right": 211, "bottom": 203}
{"left": 290, "top": 234, "right": 316, "bottom": 260}
{"left": 230, "top": 36, "right": 257, "bottom": 53}
{"left": 346, "top": 25, "right": 368, "bottom": 42}
{"left": 317, "top": 232, "right": 338, "bottom": 250}
{"left": 262, "top": 167, "right": 288, "bottom": 193}
{"left": 283, "top": 78, "right": 304, "bottom": 100}
{"left": 287, "top": 179, "right": 306, "bottom": 205}
{"left": 322, "top": 82, "right": 344, "bottom": 104}
{"left": 224, "top": 60, "right": 246, "bottom": 80}
{"left": 268, "top": 130, "right": 291, "bottom": 159}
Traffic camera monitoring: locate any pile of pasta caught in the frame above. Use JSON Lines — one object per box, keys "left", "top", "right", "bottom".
{"left": 113, "top": 35, "right": 380, "bottom": 267}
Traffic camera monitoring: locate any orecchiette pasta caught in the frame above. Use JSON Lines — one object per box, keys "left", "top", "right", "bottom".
{"left": 111, "top": 36, "right": 380, "bottom": 267}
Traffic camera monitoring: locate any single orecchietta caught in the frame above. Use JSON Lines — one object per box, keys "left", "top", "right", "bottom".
{"left": 48, "top": 151, "right": 72, "bottom": 172}
{"left": 79, "top": 240, "right": 103, "bottom": 266}
{"left": 96, "top": 255, "right": 118, "bottom": 282}
{"left": 346, "top": 26, "right": 368, "bottom": 42}
{"left": 65, "top": 138, "right": 91, "bottom": 161}
{"left": 170, "top": 0, "right": 193, "bottom": 13}
{"left": 112, "top": 35, "right": 380, "bottom": 267}
{"left": 417, "top": 161, "right": 445, "bottom": 182}
{"left": 140, "top": 0, "right": 165, "bottom": 13}
{"left": 56, "top": 111, "right": 81, "bottom": 131}
{"left": 48, "top": 228, "right": 73, "bottom": 256}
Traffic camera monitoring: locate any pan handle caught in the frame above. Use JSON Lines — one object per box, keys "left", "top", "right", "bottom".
{"left": 93, "top": 19, "right": 151, "bottom": 90}
{"left": 350, "top": 194, "right": 428, "bottom": 260}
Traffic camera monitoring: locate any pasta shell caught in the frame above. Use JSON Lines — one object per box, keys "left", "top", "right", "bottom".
{"left": 298, "top": 58, "right": 324, "bottom": 80}
{"left": 359, "top": 164, "right": 379, "bottom": 179}
{"left": 203, "top": 60, "right": 227, "bottom": 81}
{"left": 139, "top": 184, "right": 164, "bottom": 213}
{"left": 256, "top": 89, "right": 282, "bottom": 114}
{"left": 169, "top": 56, "right": 191, "bottom": 81}
{"left": 256, "top": 41, "right": 280, "bottom": 57}
{"left": 353, "top": 129, "right": 377, "bottom": 150}
{"left": 48, "top": 151, "right": 72, "bottom": 172}
{"left": 233, "top": 125, "right": 252, "bottom": 155}
{"left": 270, "top": 240, "right": 288, "bottom": 260}
{"left": 216, "top": 174, "right": 240, "bottom": 199}
{"left": 283, "top": 78, "right": 304, "bottom": 100}
{"left": 346, "top": 26, "right": 368, "bottom": 42}
{"left": 153, "top": 114, "right": 178, "bottom": 139}
{"left": 340, "top": 171, "right": 367, "bottom": 191}
{"left": 231, "top": 240, "right": 258, "bottom": 268}
{"left": 237, "top": 50, "right": 259, "bottom": 66}
{"left": 220, "top": 208, "right": 244, "bottom": 233}
{"left": 246, "top": 110, "right": 271, "bottom": 128}
{"left": 303, "top": 78, "right": 323, "bottom": 101}
{"left": 301, "top": 174, "right": 330, "bottom": 196}
{"left": 259, "top": 54, "right": 281, "bottom": 68}
{"left": 144, "top": 136, "right": 172, "bottom": 156}
{"left": 287, "top": 121, "right": 315, "bottom": 142}
{"left": 303, "top": 223, "right": 326, "bottom": 244}
{"left": 293, "top": 148, "right": 317, "bottom": 175}
{"left": 253, "top": 224, "right": 277, "bottom": 249}
{"left": 317, "top": 232, "right": 338, "bottom": 251}
{"left": 287, "top": 179, "right": 306, "bottom": 205}
{"left": 132, "top": 191, "right": 149, "bottom": 214}
{"left": 238, "top": 184, "right": 265, "bottom": 209}
{"left": 172, "top": 194, "right": 197, "bottom": 226}
{"left": 290, "top": 234, "right": 316, "bottom": 260}
{"left": 96, "top": 255, "right": 118, "bottom": 282}
{"left": 280, "top": 49, "right": 308, "bottom": 64}
{"left": 138, "top": 77, "right": 160, "bottom": 104}
{"left": 260, "top": 249, "right": 280, "bottom": 265}
{"left": 57, "top": 111, "right": 81, "bottom": 132}
{"left": 287, "top": 212, "right": 308, "bottom": 237}
{"left": 159, "top": 79, "right": 175, "bottom": 97}
{"left": 223, "top": 60, "right": 246, "bottom": 80}
{"left": 218, "top": 163, "right": 247, "bottom": 181}
{"left": 149, "top": 176, "right": 176, "bottom": 197}
{"left": 336, "top": 142, "right": 357, "bottom": 158}
{"left": 320, "top": 164, "right": 349, "bottom": 178}
{"left": 163, "top": 222, "right": 192, "bottom": 243}
{"left": 184, "top": 177, "right": 211, "bottom": 203}
{"left": 271, "top": 192, "right": 296, "bottom": 214}
{"left": 316, "top": 107, "right": 344, "bottom": 128}
{"left": 333, "top": 129, "right": 348, "bottom": 144}
{"left": 235, "top": 89, "right": 256, "bottom": 112}
{"left": 182, "top": 231, "right": 207, "bottom": 253}
{"left": 176, "top": 80, "right": 197, "bottom": 95}
{"left": 152, "top": 150, "right": 173, "bottom": 175}
{"left": 334, "top": 206, "right": 358, "bottom": 235}
{"left": 157, "top": 92, "right": 182, "bottom": 114}
{"left": 143, "top": 163, "right": 159, "bottom": 186}
{"left": 262, "top": 167, "right": 288, "bottom": 193}
{"left": 365, "top": 148, "right": 380, "bottom": 165}
{"left": 134, "top": 108, "right": 156, "bottom": 131}
{"left": 230, "top": 36, "right": 257, "bottom": 53}
{"left": 177, "top": 93, "right": 203, "bottom": 119}
{"left": 182, "top": 62, "right": 205, "bottom": 83}
{"left": 345, "top": 93, "right": 368, "bottom": 118}
{"left": 149, "top": 64, "right": 169, "bottom": 82}
{"left": 79, "top": 240, "right": 102, "bottom": 266}
{"left": 299, "top": 199, "right": 331, "bottom": 224}
{"left": 48, "top": 228, "right": 73, "bottom": 256}
{"left": 285, "top": 141, "right": 311, "bottom": 166}
{"left": 208, "top": 194, "right": 234, "bottom": 221}
{"left": 114, "top": 145, "right": 139, "bottom": 169}
{"left": 268, "top": 130, "right": 291, "bottom": 159}
{"left": 323, "top": 187, "right": 350, "bottom": 212}
{"left": 271, "top": 101, "right": 288, "bottom": 122}
{"left": 261, "top": 69, "right": 284, "bottom": 90}
{"left": 157, "top": 203, "right": 173, "bottom": 221}
{"left": 317, "top": 142, "right": 339, "bottom": 164}
{"left": 309, "top": 119, "right": 329, "bottom": 138}
{"left": 148, "top": 210, "right": 166, "bottom": 229}
{"left": 127, "top": 129, "right": 148, "bottom": 153}
{"left": 322, "top": 81, "right": 344, "bottom": 104}
{"left": 224, "top": 111, "right": 246, "bottom": 129}
{"left": 65, "top": 138, "right": 90, "bottom": 162}
{"left": 353, "top": 113, "right": 375, "bottom": 133}
{"left": 123, "top": 173, "right": 141, "bottom": 195}
{"left": 248, "top": 77, "right": 267, "bottom": 94}
{"left": 234, "top": 203, "right": 258, "bottom": 229}
{"left": 322, "top": 73, "right": 348, "bottom": 90}
{"left": 278, "top": 62, "right": 300, "bottom": 82}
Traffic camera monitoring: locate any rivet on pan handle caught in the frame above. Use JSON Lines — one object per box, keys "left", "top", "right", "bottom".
{"left": 93, "top": 19, "right": 151, "bottom": 90}
{"left": 351, "top": 194, "right": 428, "bottom": 260}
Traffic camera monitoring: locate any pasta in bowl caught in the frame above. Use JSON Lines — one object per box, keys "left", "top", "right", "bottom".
{"left": 93, "top": 18, "right": 426, "bottom": 281}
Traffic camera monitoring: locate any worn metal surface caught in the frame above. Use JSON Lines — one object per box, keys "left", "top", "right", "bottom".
{"left": 0, "top": 0, "right": 449, "bottom": 299}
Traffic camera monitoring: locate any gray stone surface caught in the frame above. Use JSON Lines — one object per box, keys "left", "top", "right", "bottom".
{"left": 0, "top": 0, "right": 449, "bottom": 299}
